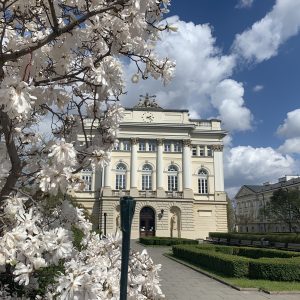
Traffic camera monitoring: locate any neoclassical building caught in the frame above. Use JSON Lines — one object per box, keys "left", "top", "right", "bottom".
{"left": 75, "top": 95, "right": 228, "bottom": 239}
{"left": 235, "top": 175, "right": 300, "bottom": 233}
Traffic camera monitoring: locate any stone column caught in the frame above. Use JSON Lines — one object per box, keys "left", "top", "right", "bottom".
{"left": 130, "top": 138, "right": 139, "bottom": 197}
{"left": 156, "top": 139, "right": 165, "bottom": 197}
{"left": 213, "top": 144, "right": 226, "bottom": 201}
{"left": 103, "top": 157, "right": 112, "bottom": 196}
{"left": 182, "top": 140, "right": 193, "bottom": 198}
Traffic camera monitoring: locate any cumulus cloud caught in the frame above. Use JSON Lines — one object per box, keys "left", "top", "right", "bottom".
{"left": 211, "top": 79, "right": 253, "bottom": 131}
{"left": 122, "top": 16, "right": 252, "bottom": 132}
{"left": 224, "top": 145, "right": 296, "bottom": 194}
{"left": 278, "top": 137, "right": 300, "bottom": 154}
{"left": 277, "top": 108, "right": 300, "bottom": 138}
{"left": 233, "top": 0, "right": 300, "bottom": 63}
{"left": 253, "top": 84, "right": 264, "bottom": 92}
{"left": 235, "top": 0, "right": 254, "bottom": 9}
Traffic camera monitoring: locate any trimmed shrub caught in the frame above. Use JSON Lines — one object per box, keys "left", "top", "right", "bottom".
{"left": 172, "top": 245, "right": 249, "bottom": 277}
{"left": 196, "top": 243, "right": 300, "bottom": 258}
{"left": 209, "top": 232, "right": 300, "bottom": 244}
{"left": 249, "top": 257, "right": 300, "bottom": 281}
{"left": 139, "top": 237, "right": 197, "bottom": 246}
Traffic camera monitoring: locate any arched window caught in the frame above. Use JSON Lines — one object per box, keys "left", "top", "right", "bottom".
{"left": 168, "top": 165, "right": 178, "bottom": 191}
{"left": 198, "top": 169, "right": 208, "bottom": 194}
{"left": 82, "top": 168, "right": 92, "bottom": 191}
{"left": 142, "top": 164, "right": 153, "bottom": 190}
{"left": 115, "top": 163, "right": 126, "bottom": 190}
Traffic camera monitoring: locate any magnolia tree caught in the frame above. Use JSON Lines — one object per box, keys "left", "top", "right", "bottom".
{"left": 0, "top": 0, "right": 175, "bottom": 298}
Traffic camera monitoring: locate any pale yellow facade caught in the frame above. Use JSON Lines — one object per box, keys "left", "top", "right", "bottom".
{"left": 75, "top": 97, "right": 228, "bottom": 239}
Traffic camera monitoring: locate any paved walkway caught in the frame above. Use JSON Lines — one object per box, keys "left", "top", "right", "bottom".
{"left": 132, "top": 242, "right": 300, "bottom": 300}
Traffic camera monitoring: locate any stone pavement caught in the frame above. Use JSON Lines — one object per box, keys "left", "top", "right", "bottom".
{"left": 132, "top": 242, "right": 300, "bottom": 300}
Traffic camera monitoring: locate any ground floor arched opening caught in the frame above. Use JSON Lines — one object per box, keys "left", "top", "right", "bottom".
{"left": 140, "top": 206, "right": 155, "bottom": 237}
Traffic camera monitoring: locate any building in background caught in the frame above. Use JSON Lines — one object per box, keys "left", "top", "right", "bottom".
{"left": 235, "top": 176, "right": 300, "bottom": 233}
{"left": 75, "top": 95, "right": 228, "bottom": 239}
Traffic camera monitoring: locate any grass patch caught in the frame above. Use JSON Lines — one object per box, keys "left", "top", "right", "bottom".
{"left": 166, "top": 253, "right": 300, "bottom": 292}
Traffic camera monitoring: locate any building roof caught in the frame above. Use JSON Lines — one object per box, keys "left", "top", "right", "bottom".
{"left": 241, "top": 177, "right": 300, "bottom": 195}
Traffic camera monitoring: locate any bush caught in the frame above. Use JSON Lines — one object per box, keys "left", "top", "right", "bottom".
{"left": 139, "top": 237, "right": 198, "bottom": 246}
{"left": 209, "top": 232, "right": 300, "bottom": 244}
{"left": 249, "top": 257, "right": 300, "bottom": 281}
{"left": 196, "top": 243, "right": 300, "bottom": 258}
{"left": 172, "top": 245, "right": 249, "bottom": 277}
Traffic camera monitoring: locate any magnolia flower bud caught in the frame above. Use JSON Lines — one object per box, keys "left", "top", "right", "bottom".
{"left": 131, "top": 74, "right": 139, "bottom": 83}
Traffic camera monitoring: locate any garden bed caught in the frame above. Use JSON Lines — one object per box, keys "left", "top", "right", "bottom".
{"left": 139, "top": 236, "right": 198, "bottom": 246}
{"left": 172, "top": 244, "right": 300, "bottom": 281}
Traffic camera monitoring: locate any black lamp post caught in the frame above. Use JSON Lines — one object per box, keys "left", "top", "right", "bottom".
{"left": 119, "top": 196, "right": 136, "bottom": 300}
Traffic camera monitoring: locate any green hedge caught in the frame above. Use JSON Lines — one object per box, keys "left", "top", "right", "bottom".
{"left": 196, "top": 243, "right": 300, "bottom": 258}
{"left": 209, "top": 232, "right": 300, "bottom": 244}
{"left": 173, "top": 244, "right": 300, "bottom": 281}
{"left": 249, "top": 257, "right": 300, "bottom": 281}
{"left": 172, "top": 245, "right": 249, "bottom": 277}
{"left": 139, "top": 237, "right": 198, "bottom": 246}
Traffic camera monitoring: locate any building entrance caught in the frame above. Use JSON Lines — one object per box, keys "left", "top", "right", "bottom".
{"left": 140, "top": 207, "right": 155, "bottom": 237}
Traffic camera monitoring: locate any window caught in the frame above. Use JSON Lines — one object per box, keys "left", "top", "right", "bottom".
{"left": 167, "top": 165, "right": 178, "bottom": 191}
{"left": 199, "top": 146, "right": 205, "bottom": 156}
{"left": 198, "top": 169, "right": 208, "bottom": 194}
{"left": 174, "top": 142, "right": 182, "bottom": 152}
{"left": 114, "top": 143, "right": 120, "bottom": 151}
{"left": 115, "top": 163, "right": 126, "bottom": 190}
{"left": 192, "top": 146, "right": 197, "bottom": 156}
{"left": 142, "top": 164, "right": 152, "bottom": 190}
{"left": 82, "top": 168, "right": 92, "bottom": 191}
{"left": 207, "top": 146, "right": 213, "bottom": 157}
{"left": 148, "top": 142, "right": 156, "bottom": 152}
{"left": 123, "top": 141, "right": 131, "bottom": 151}
{"left": 164, "top": 142, "right": 171, "bottom": 152}
{"left": 139, "top": 141, "right": 146, "bottom": 151}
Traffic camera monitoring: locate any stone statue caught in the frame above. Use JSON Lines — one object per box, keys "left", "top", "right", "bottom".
{"left": 170, "top": 212, "right": 178, "bottom": 238}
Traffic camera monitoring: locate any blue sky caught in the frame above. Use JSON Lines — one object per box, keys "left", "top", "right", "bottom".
{"left": 122, "top": 0, "right": 300, "bottom": 197}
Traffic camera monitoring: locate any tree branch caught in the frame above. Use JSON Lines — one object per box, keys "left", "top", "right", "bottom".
{"left": 0, "top": 111, "right": 25, "bottom": 203}
{"left": 0, "top": 0, "right": 127, "bottom": 62}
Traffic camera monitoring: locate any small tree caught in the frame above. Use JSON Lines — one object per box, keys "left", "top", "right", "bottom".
{"left": 264, "top": 189, "right": 300, "bottom": 232}
{"left": 226, "top": 195, "right": 236, "bottom": 232}
{"left": 0, "top": 0, "right": 175, "bottom": 298}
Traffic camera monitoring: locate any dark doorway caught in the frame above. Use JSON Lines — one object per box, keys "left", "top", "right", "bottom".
{"left": 140, "top": 207, "right": 155, "bottom": 237}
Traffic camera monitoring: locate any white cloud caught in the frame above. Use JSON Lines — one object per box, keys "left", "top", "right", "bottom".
{"left": 211, "top": 79, "right": 253, "bottom": 132}
{"left": 122, "top": 16, "right": 252, "bottom": 132}
{"left": 253, "top": 84, "right": 264, "bottom": 92}
{"left": 236, "top": 0, "right": 254, "bottom": 9}
{"left": 277, "top": 108, "right": 300, "bottom": 138}
{"left": 224, "top": 145, "right": 296, "bottom": 192}
{"left": 233, "top": 0, "right": 300, "bottom": 63}
{"left": 278, "top": 137, "right": 300, "bottom": 154}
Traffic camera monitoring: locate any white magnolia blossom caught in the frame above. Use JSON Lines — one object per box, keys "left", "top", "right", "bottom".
{"left": 0, "top": 0, "right": 174, "bottom": 298}
{"left": 0, "top": 196, "right": 164, "bottom": 299}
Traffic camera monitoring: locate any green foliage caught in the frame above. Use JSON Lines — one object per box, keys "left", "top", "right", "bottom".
{"left": 226, "top": 195, "right": 236, "bottom": 232}
{"left": 34, "top": 262, "right": 64, "bottom": 297}
{"left": 172, "top": 245, "right": 249, "bottom": 277}
{"left": 265, "top": 189, "right": 300, "bottom": 232}
{"left": 139, "top": 237, "right": 198, "bottom": 246}
{"left": 249, "top": 257, "right": 300, "bottom": 281}
{"left": 173, "top": 244, "right": 300, "bottom": 281}
{"left": 196, "top": 244, "right": 300, "bottom": 258}
{"left": 209, "top": 232, "right": 300, "bottom": 243}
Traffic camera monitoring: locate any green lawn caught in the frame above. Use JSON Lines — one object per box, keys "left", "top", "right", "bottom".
{"left": 165, "top": 253, "right": 300, "bottom": 292}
